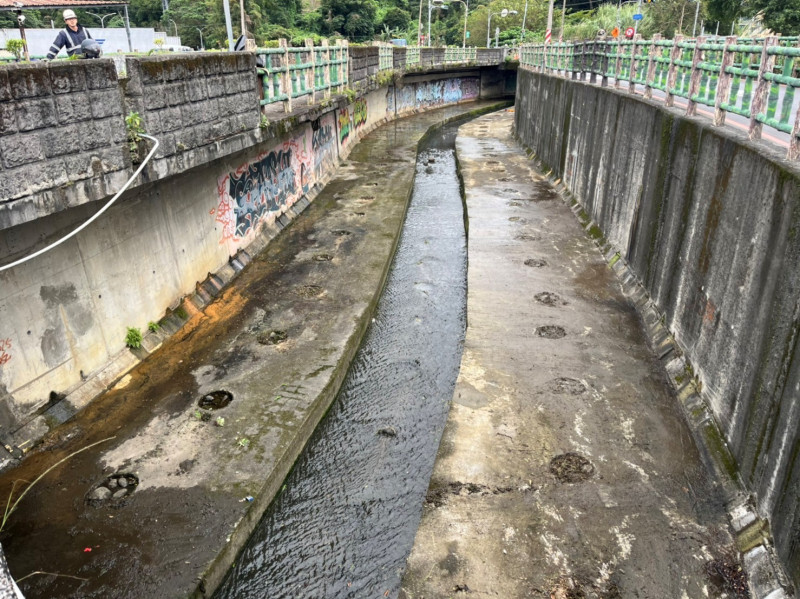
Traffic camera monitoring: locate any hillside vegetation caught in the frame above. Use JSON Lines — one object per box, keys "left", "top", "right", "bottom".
{"left": 1, "top": 0, "right": 797, "bottom": 49}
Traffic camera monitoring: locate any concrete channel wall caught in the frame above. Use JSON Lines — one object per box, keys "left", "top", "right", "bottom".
{"left": 0, "top": 52, "right": 515, "bottom": 468}
{"left": 514, "top": 67, "right": 800, "bottom": 586}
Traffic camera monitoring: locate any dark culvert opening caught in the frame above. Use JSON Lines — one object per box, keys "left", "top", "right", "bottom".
{"left": 198, "top": 390, "right": 233, "bottom": 410}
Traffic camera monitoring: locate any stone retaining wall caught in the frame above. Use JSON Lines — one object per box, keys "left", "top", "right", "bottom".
{"left": 0, "top": 60, "right": 129, "bottom": 231}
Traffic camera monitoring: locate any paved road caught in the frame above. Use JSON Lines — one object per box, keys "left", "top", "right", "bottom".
{"left": 400, "top": 110, "right": 740, "bottom": 598}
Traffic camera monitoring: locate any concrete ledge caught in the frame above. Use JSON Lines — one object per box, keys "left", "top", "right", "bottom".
{"left": 516, "top": 138, "right": 793, "bottom": 598}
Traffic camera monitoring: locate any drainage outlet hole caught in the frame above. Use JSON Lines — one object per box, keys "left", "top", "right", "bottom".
{"left": 534, "top": 292, "right": 566, "bottom": 306}
{"left": 536, "top": 325, "right": 566, "bottom": 339}
{"left": 550, "top": 453, "right": 594, "bottom": 483}
{"left": 258, "top": 330, "right": 288, "bottom": 346}
{"left": 547, "top": 377, "right": 587, "bottom": 395}
{"left": 333, "top": 230, "right": 351, "bottom": 236}
{"left": 87, "top": 473, "right": 139, "bottom": 505}
{"left": 198, "top": 390, "right": 233, "bottom": 410}
{"left": 313, "top": 253, "right": 333, "bottom": 262}
{"left": 524, "top": 258, "right": 547, "bottom": 268}
{"left": 297, "top": 285, "right": 324, "bottom": 298}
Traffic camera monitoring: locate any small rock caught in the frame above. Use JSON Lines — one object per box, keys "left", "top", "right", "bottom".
{"left": 112, "top": 489, "right": 128, "bottom": 499}
{"left": 107, "top": 478, "right": 118, "bottom": 489}
{"left": 118, "top": 477, "right": 128, "bottom": 488}
{"left": 377, "top": 426, "right": 397, "bottom": 438}
{"left": 91, "top": 487, "right": 112, "bottom": 501}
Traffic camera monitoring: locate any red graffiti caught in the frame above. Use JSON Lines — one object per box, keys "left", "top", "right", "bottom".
{"left": 0, "top": 338, "right": 11, "bottom": 366}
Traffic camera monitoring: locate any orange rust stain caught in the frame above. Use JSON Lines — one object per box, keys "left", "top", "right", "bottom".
{"left": 703, "top": 298, "right": 716, "bottom": 324}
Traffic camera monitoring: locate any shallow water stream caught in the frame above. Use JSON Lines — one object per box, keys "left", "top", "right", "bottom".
{"left": 214, "top": 117, "right": 475, "bottom": 598}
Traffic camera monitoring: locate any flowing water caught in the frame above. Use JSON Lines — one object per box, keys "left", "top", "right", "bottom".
{"left": 214, "top": 117, "right": 473, "bottom": 598}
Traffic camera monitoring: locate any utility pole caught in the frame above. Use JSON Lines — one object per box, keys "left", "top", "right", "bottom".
{"left": 559, "top": 0, "right": 566, "bottom": 41}
{"left": 162, "top": 0, "right": 169, "bottom": 12}
{"left": 545, "top": 0, "right": 554, "bottom": 44}
{"left": 692, "top": 0, "right": 700, "bottom": 37}
{"left": 222, "top": 0, "right": 235, "bottom": 50}
{"left": 123, "top": 5, "right": 133, "bottom": 51}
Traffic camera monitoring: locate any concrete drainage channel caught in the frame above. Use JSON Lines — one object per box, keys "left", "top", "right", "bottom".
{"left": 212, "top": 113, "right": 485, "bottom": 598}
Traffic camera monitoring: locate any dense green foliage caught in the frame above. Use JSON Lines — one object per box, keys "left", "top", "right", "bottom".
{"left": 3, "top": 0, "right": 799, "bottom": 48}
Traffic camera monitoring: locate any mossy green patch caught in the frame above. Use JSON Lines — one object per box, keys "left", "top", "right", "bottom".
{"left": 736, "top": 518, "right": 770, "bottom": 554}
{"left": 701, "top": 420, "right": 740, "bottom": 481}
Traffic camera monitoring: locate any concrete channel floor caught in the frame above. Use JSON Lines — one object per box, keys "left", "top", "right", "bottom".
{"left": 0, "top": 101, "right": 503, "bottom": 599}
{"left": 399, "top": 111, "right": 741, "bottom": 598}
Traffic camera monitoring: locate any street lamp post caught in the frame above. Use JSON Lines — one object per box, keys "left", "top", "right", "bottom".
{"left": 442, "top": 0, "right": 469, "bottom": 48}
{"left": 196, "top": 27, "right": 206, "bottom": 50}
{"left": 692, "top": 0, "right": 701, "bottom": 37}
{"left": 444, "top": 0, "right": 469, "bottom": 48}
{"left": 169, "top": 19, "right": 178, "bottom": 38}
{"left": 87, "top": 12, "right": 116, "bottom": 28}
{"left": 428, "top": 0, "right": 444, "bottom": 47}
{"left": 487, "top": 8, "right": 516, "bottom": 48}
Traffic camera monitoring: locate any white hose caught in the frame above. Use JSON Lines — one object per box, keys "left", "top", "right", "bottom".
{"left": 0, "top": 133, "right": 160, "bottom": 273}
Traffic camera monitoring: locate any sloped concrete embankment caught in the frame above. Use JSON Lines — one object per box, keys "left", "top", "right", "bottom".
{"left": 0, "top": 101, "right": 508, "bottom": 599}
{"left": 402, "top": 109, "right": 740, "bottom": 599}
{"left": 0, "top": 52, "right": 512, "bottom": 461}
{"left": 514, "top": 67, "right": 800, "bottom": 591}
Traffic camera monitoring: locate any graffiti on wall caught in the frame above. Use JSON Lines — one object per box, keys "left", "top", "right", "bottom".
{"left": 338, "top": 98, "right": 369, "bottom": 147}
{"left": 338, "top": 108, "right": 351, "bottom": 145}
{"left": 215, "top": 133, "right": 313, "bottom": 242}
{"left": 0, "top": 338, "right": 10, "bottom": 366}
{"left": 311, "top": 112, "right": 337, "bottom": 181}
{"left": 390, "top": 77, "right": 480, "bottom": 113}
{"left": 353, "top": 97, "right": 368, "bottom": 128}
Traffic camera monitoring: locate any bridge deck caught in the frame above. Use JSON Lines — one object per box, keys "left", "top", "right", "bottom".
{"left": 400, "top": 110, "right": 740, "bottom": 598}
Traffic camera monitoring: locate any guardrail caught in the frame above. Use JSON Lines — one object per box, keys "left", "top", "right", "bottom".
{"left": 256, "top": 41, "right": 493, "bottom": 112}
{"left": 521, "top": 36, "right": 800, "bottom": 160}
{"left": 256, "top": 39, "right": 348, "bottom": 112}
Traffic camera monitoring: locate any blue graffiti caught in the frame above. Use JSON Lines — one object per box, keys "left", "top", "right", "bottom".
{"left": 228, "top": 148, "right": 296, "bottom": 238}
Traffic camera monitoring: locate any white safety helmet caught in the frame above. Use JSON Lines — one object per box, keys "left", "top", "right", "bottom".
{"left": 63, "top": 9, "right": 77, "bottom": 21}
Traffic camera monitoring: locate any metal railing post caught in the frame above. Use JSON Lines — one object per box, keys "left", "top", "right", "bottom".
{"left": 279, "top": 38, "right": 292, "bottom": 113}
{"left": 629, "top": 36, "right": 640, "bottom": 93}
{"left": 305, "top": 39, "right": 315, "bottom": 105}
{"left": 644, "top": 34, "right": 660, "bottom": 99}
{"left": 665, "top": 35, "right": 683, "bottom": 107}
{"left": 749, "top": 36, "right": 778, "bottom": 141}
{"left": 687, "top": 36, "right": 705, "bottom": 116}
{"left": 713, "top": 35, "right": 737, "bottom": 126}
{"left": 322, "top": 39, "right": 331, "bottom": 99}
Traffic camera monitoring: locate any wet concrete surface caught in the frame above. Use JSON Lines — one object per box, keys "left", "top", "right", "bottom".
{"left": 400, "top": 111, "right": 742, "bottom": 598}
{"left": 0, "top": 101, "right": 502, "bottom": 599}
{"left": 215, "top": 116, "right": 470, "bottom": 599}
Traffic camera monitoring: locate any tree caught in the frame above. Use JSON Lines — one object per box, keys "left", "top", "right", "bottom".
{"left": 748, "top": 0, "right": 800, "bottom": 35}
{"left": 383, "top": 7, "right": 411, "bottom": 30}
{"left": 317, "top": 0, "right": 378, "bottom": 39}
{"left": 128, "top": 0, "right": 164, "bottom": 27}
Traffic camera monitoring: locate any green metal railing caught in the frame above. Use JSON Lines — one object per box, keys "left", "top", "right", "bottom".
{"left": 257, "top": 40, "right": 348, "bottom": 112}
{"left": 520, "top": 35, "right": 800, "bottom": 160}
{"left": 444, "top": 47, "right": 477, "bottom": 63}
{"left": 406, "top": 46, "right": 420, "bottom": 66}
{"left": 378, "top": 44, "right": 393, "bottom": 71}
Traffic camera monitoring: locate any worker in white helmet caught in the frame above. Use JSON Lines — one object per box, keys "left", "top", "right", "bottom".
{"left": 46, "top": 9, "right": 93, "bottom": 60}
